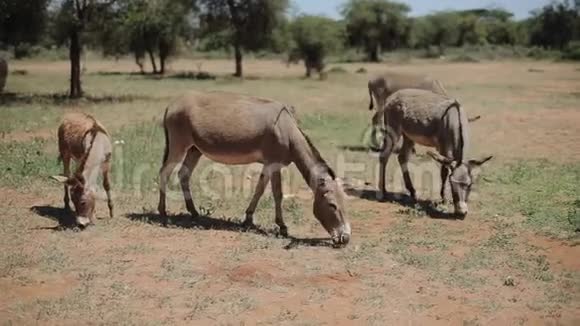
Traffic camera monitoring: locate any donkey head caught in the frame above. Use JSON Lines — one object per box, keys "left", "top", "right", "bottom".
{"left": 427, "top": 151, "right": 493, "bottom": 218}
{"left": 51, "top": 174, "right": 96, "bottom": 227}
{"left": 313, "top": 173, "right": 351, "bottom": 246}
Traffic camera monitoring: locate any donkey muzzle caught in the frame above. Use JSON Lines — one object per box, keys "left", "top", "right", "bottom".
{"left": 76, "top": 216, "right": 91, "bottom": 227}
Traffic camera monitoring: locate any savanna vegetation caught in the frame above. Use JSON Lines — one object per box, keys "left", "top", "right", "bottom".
{"left": 2, "top": 0, "right": 580, "bottom": 96}
{"left": 0, "top": 0, "right": 579, "bottom": 325}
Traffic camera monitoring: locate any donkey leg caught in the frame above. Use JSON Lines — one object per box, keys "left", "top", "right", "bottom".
{"left": 378, "top": 124, "right": 400, "bottom": 201}
{"left": 270, "top": 169, "right": 287, "bottom": 237}
{"left": 62, "top": 155, "right": 71, "bottom": 211}
{"left": 158, "top": 147, "right": 187, "bottom": 226}
{"left": 102, "top": 160, "right": 114, "bottom": 219}
{"left": 440, "top": 165, "right": 449, "bottom": 204}
{"left": 178, "top": 147, "right": 202, "bottom": 218}
{"left": 398, "top": 136, "right": 417, "bottom": 200}
{"left": 243, "top": 165, "right": 271, "bottom": 228}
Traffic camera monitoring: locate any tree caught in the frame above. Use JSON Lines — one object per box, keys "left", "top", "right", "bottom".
{"left": 342, "top": 0, "right": 411, "bottom": 62}
{"left": 456, "top": 14, "right": 487, "bottom": 46}
{"left": 289, "top": 15, "right": 342, "bottom": 78}
{"left": 529, "top": 1, "right": 578, "bottom": 50}
{"left": 199, "top": 0, "right": 288, "bottom": 77}
{"left": 95, "top": 0, "right": 196, "bottom": 74}
{"left": 413, "top": 11, "right": 460, "bottom": 55}
{"left": 484, "top": 19, "right": 517, "bottom": 45}
{"left": 0, "top": 0, "right": 50, "bottom": 58}
{"left": 54, "top": 0, "right": 117, "bottom": 98}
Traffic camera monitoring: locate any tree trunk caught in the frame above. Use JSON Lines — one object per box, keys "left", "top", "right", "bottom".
{"left": 0, "top": 58, "right": 7, "bottom": 94}
{"left": 438, "top": 43, "right": 445, "bottom": 56}
{"left": 227, "top": 0, "right": 243, "bottom": 78}
{"left": 304, "top": 62, "right": 311, "bottom": 78}
{"left": 233, "top": 41, "right": 243, "bottom": 77}
{"left": 135, "top": 52, "right": 145, "bottom": 74}
{"left": 369, "top": 44, "right": 380, "bottom": 62}
{"left": 69, "top": 29, "right": 83, "bottom": 98}
{"left": 158, "top": 41, "right": 170, "bottom": 75}
{"left": 159, "top": 55, "right": 166, "bottom": 75}
{"left": 147, "top": 49, "right": 158, "bottom": 74}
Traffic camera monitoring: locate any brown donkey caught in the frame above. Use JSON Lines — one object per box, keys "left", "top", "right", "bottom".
{"left": 52, "top": 113, "right": 113, "bottom": 227}
{"left": 158, "top": 91, "right": 351, "bottom": 246}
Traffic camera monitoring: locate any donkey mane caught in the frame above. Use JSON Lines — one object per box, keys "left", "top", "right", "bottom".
{"left": 74, "top": 122, "right": 106, "bottom": 178}
{"left": 298, "top": 127, "right": 336, "bottom": 180}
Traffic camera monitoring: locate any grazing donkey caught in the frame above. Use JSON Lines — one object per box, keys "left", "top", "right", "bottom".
{"left": 367, "top": 72, "right": 448, "bottom": 149}
{"left": 377, "top": 89, "right": 492, "bottom": 218}
{"left": 52, "top": 113, "right": 113, "bottom": 227}
{"left": 158, "top": 91, "right": 351, "bottom": 246}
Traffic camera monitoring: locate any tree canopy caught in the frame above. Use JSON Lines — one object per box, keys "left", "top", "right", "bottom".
{"left": 198, "top": 0, "right": 288, "bottom": 76}
{"left": 289, "top": 15, "right": 343, "bottom": 77}
{"left": 0, "top": 0, "right": 50, "bottom": 58}
{"left": 342, "top": 0, "right": 411, "bottom": 61}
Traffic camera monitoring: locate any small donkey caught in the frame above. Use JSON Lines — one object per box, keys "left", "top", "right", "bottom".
{"left": 377, "top": 89, "right": 492, "bottom": 218}
{"left": 52, "top": 112, "right": 113, "bottom": 227}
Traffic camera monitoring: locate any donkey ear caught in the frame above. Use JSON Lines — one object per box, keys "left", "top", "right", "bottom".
{"left": 50, "top": 175, "right": 69, "bottom": 184}
{"left": 468, "top": 115, "right": 481, "bottom": 123}
{"left": 468, "top": 155, "right": 493, "bottom": 168}
{"left": 426, "top": 151, "right": 455, "bottom": 166}
{"left": 50, "top": 175, "right": 81, "bottom": 187}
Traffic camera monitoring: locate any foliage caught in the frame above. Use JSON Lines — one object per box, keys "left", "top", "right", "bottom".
{"left": 93, "top": 0, "right": 195, "bottom": 74}
{"left": 529, "top": 1, "right": 578, "bottom": 50}
{"left": 484, "top": 19, "right": 518, "bottom": 45}
{"left": 412, "top": 11, "right": 460, "bottom": 55}
{"left": 342, "top": 0, "right": 411, "bottom": 62}
{"left": 0, "top": 0, "right": 50, "bottom": 58}
{"left": 456, "top": 14, "right": 487, "bottom": 46}
{"left": 289, "top": 15, "right": 343, "bottom": 77}
{"left": 198, "top": 0, "right": 289, "bottom": 76}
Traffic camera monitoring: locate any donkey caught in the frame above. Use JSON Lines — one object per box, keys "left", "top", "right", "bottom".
{"left": 366, "top": 72, "right": 448, "bottom": 149}
{"left": 376, "top": 89, "right": 492, "bottom": 218}
{"left": 158, "top": 91, "right": 351, "bottom": 246}
{"left": 51, "top": 112, "right": 113, "bottom": 227}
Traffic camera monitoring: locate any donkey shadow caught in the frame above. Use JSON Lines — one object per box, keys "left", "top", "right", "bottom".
{"left": 344, "top": 186, "right": 461, "bottom": 220}
{"left": 126, "top": 212, "right": 336, "bottom": 249}
{"left": 29, "top": 205, "right": 78, "bottom": 230}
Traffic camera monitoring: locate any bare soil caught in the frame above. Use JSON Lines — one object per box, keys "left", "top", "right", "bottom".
{"left": 1, "top": 60, "right": 579, "bottom": 325}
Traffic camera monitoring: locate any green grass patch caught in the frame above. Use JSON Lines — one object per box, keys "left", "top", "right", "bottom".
{"left": 299, "top": 111, "right": 368, "bottom": 147}
{"left": 0, "top": 103, "right": 62, "bottom": 134}
{"left": 482, "top": 160, "right": 580, "bottom": 238}
{"left": 0, "top": 138, "right": 59, "bottom": 188}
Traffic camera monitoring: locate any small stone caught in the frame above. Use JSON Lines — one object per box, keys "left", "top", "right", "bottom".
{"left": 504, "top": 276, "right": 515, "bottom": 286}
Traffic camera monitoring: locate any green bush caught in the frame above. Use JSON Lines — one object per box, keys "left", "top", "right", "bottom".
{"left": 562, "top": 41, "right": 580, "bottom": 61}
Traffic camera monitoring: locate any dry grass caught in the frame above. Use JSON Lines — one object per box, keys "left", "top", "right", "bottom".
{"left": 0, "top": 58, "right": 579, "bottom": 325}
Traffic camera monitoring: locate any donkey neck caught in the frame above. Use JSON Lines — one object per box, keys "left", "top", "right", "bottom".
{"left": 289, "top": 128, "right": 334, "bottom": 190}
{"left": 75, "top": 131, "right": 109, "bottom": 187}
